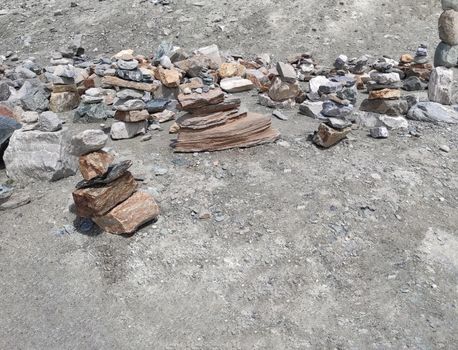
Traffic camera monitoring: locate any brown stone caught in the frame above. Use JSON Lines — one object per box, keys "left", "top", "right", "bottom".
{"left": 313, "top": 123, "right": 351, "bottom": 148}
{"left": 92, "top": 191, "right": 160, "bottom": 234}
{"left": 49, "top": 91, "right": 80, "bottom": 112}
{"left": 101, "top": 76, "right": 158, "bottom": 92}
{"left": 177, "top": 88, "right": 225, "bottom": 110}
{"left": 439, "top": 10, "right": 458, "bottom": 46}
{"left": 179, "top": 78, "right": 204, "bottom": 92}
{"left": 72, "top": 172, "right": 137, "bottom": 218}
{"left": 0, "top": 104, "right": 14, "bottom": 119}
{"left": 368, "top": 88, "right": 401, "bottom": 100}
{"left": 152, "top": 110, "right": 175, "bottom": 123}
{"left": 169, "top": 122, "right": 180, "bottom": 134}
{"left": 400, "top": 54, "right": 414, "bottom": 64}
{"left": 174, "top": 55, "right": 218, "bottom": 77}
{"left": 155, "top": 67, "right": 181, "bottom": 88}
{"left": 79, "top": 151, "right": 114, "bottom": 181}
{"left": 245, "top": 69, "right": 271, "bottom": 92}
{"left": 268, "top": 77, "right": 301, "bottom": 101}
{"left": 218, "top": 62, "right": 246, "bottom": 79}
{"left": 114, "top": 109, "right": 150, "bottom": 122}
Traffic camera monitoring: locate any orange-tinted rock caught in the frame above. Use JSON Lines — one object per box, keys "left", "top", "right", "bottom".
{"left": 93, "top": 191, "right": 160, "bottom": 234}
{"left": 72, "top": 172, "right": 137, "bottom": 217}
{"left": 246, "top": 69, "right": 271, "bottom": 92}
{"left": 368, "top": 88, "right": 401, "bottom": 100}
{"left": 49, "top": 92, "right": 80, "bottom": 112}
{"left": 114, "top": 109, "right": 150, "bottom": 122}
{"left": 400, "top": 54, "right": 414, "bottom": 64}
{"left": 101, "top": 76, "right": 158, "bottom": 92}
{"left": 218, "top": 62, "right": 246, "bottom": 79}
{"left": 177, "top": 88, "right": 224, "bottom": 110}
{"left": 0, "top": 104, "right": 14, "bottom": 119}
{"left": 179, "top": 77, "right": 204, "bottom": 92}
{"left": 313, "top": 123, "right": 351, "bottom": 148}
{"left": 155, "top": 67, "right": 181, "bottom": 88}
{"left": 152, "top": 110, "right": 175, "bottom": 123}
{"left": 79, "top": 151, "right": 114, "bottom": 181}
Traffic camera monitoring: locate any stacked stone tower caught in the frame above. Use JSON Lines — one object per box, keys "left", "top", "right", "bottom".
{"left": 434, "top": 0, "right": 458, "bottom": 68}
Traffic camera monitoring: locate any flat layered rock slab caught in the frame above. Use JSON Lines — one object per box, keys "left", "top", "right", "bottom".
{"left": 93, "top": 191, "right": 160, "bottom": 235}
{"left": 72, "top": 172, "right": 138, "bottom": 218}
{"left": 176, "top": 110, "right": 246, "bottom": 130}
{"left": 172, "top": 112, "right": 280, "bottom": 152}
{"left": 101, "top": 76, "right": 158, "bottom": 92}
{"left": 177, "top": 89, "right": 225, "bottom": 110}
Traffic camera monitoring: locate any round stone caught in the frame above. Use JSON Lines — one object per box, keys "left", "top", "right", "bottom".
{"left": 434, "top": 42, "right": 458, "bottom": 68}
{"left": 439, "top": 10, "right": 458, "bottom": 46}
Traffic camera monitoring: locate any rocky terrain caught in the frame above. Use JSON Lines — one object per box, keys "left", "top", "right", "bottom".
{"left": 0, "top": 1, "right": 457, "bottom": 350}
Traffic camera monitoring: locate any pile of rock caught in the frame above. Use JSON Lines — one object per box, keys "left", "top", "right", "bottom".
{"left": 360, "top": 63, "right": 408, "bottom": 117}
{"left": 71, "top": 129, "right": 160, "bottom": 234}
{"left": 435, "top": 1, "right": 458, "bottom": 68}
{"left": 171, "top": 87, "right": 280, "bottom": 152}
{"left": 399, "top": 47, "right": 431, "bottom": 91}
{"left": 258, "top": 62, "right": 302, "bottom": 109}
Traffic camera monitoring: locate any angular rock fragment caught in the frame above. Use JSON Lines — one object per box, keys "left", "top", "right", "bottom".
{"left": 49, "top": 91, "right": 80, "bottom": 112}
{"left": 101, "top": 76, "right": 158, "bottom": 92}
{"left": 177, "top": 89, "right": 224, "bottom": 110}
{"left": 218, "top": 63, "right": 246, "bottom": 79}
{"left": 370, "top": 126, "right": 389, "bottom": 139}
{"left": 428, "top": 66, "right": 453, "bottom": 105}
{"left": 407, "top": 102, "right": 458, "bottom": 124}
{"left": 72, "top": 172, "right": 137, "bottom": 217}
{"left": 37, "top": 111, "right": 62, "bottom": 132}
{"left": 110, "top": 121, "right": 147, "bottom": 140}
{"left": 220, "top": 77, "right": 254, "bottom": 93}
{"left": 268, "top": 77, "right": 300, "bottom": 101}
{"left": 360, "top": 99, "right": 409, "bottom": 116}
{"left": 155, "top": 67, "right": 181, "bottom": 88}
{"left": 70, "top": 129, "right": 108, "bottom": 156}
{"left": 368, "top": 88, "right": 401, "bottom": 100}
{"left": 79, "top": 151, "right": 114, "bottom": 181}
{"left": 114, "top": 109, "right": 150, "bottom": 122}
{"left": 313, "top": 123, "right": 351, "bottom": 148}
{"left": 92, "top": 191, "right": 160, "bottom": 234}
{"left": 276, "top": 62, "right": 297, "bottom": 83}
{"left": 152, "top": 110, "right": 175, "bottom": 123}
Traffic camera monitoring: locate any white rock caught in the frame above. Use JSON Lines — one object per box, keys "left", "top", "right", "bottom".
{"left": 196, "top": 44, "right": 222, "bottom": 66}
{"left": 70, "top": 129, "right": 108, "bottom": 156}
{"left": 309, "top": 76, "right": 330, "bottom": 94}
{"left": 110, "top": 121, "right": 147, "bottom": 140}
{"left": 369, "top": 72, "right": 401, "bottom": 84}
{"left": 220, "top": 77, "right": 254, "bottom": 93}
{"left": 4, "top": 128, "right": 77, "bottom": 182}
{"left": 428, "top": 67, "right": 453, "bottom": 105}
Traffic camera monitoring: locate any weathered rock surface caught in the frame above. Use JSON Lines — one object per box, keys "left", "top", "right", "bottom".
{"left": 428, "top": 66, "right": 454, "bottom": 105}
{"left": 79, "top": 151, "right": 114, "bottom": 181}
{"left": 218, "top": 63, "right": 246, "bottom": 79}
{"left": 72, "top": 172, "right": 137, "bottom": 218}
{"left": 178, "top": 89, "right": 224, "bottom": 110}
{"left": 407, "top": 102, "right": 458, "bottom": 123}
{"left": 360, "top": 99, "right": 409, "bottom": 116}
{"left": 70, "top": 129, "right": 108, "bottom": 156}
{"left": 114, "top": 109, "right": 150, "bottom": 122}
{"left": 313, "top": 123, "right": 351, "bottom": 148}
{"left": 4, "top": 128, "right": 77, "bottom": 182}
{"left": 268, "top": 77, "right": 300, "bottom": 101}
{"left": 220, "top": 77, "right": 254, "bottom": 93}
{"left": 434, "top": 42, "right": 458, "bottom": 68}
{"left": 439, "top": 10, "right": 458, "bottom": 46}
{"left": 368, "top": 88, "right": 401, "bottom": 100}
{"left": 37, "top": 111, "right": 62, "bottom": 132}
{"left": 110, "top": 121, "right": 147, "bottom": 140}
{"left": 93, "top": 191, "right": 160, "bottom": 234}
{"left": 101, "top": 76, "right": 158, "bottom": 92}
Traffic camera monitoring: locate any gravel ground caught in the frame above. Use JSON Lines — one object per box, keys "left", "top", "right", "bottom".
{"left": 1, "top": 1, "right": 457, "bottom": 349}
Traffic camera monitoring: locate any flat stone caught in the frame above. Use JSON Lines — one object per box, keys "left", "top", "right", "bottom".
{"left": 370, "top": 126, "right": 389, "bottom": 139}
{"left": 92, "top": 191, "right": 160, "bottom": 234}
{"left": 37, "top": 111, "right": 62, "bottom": 132}
{"left": 220, "top": 77, "right": 254, "bottom": 93}
{"left": 309, "top": 76, "right": 331, "bottom": 94}
{"left": 276, "top": 62, "right": 297, "bottom": 83}
{"left": 114, "top": 99, "right": 146, "bottom": 111}
{"left": 366, "top": 81, "right": 403, "bottom": 91}
{"left": 258, "top": 94, "right": 296, "bottom": 109}
{"left": 325, "top": 117, "right": 352, "bottom": 130}
{"left": 81, "top": 95, "right": 103, "bottom": 104}
{"left": 174, "top": 55, "right": 217, "bottom": 78}
{"left": 434, "top": 42, "right": 458, "bottom": 68}
{"left": 49, "top": 91, "right": 80, "bottom": 112}
{"left": 74, "top": 103, "right": 112, "bottom": 123}
{"left": 70, "top": 129, "right": 108, "bottom": 156}
{"left": 369, "top": 72, "right": 401, "bottom": 84}
{"left": 116, "top": 69, "right": 143, "bottom": 82}
{"left": 72, "top": 172, "right": 137, "bottom": 218}
{"left": 321, "top": 100, "right": 353, "bottom": 118}
{"left": 101, "top": 76, "right": 158, "bottom": 92}
{"left": 268, "top": 77, "right": 300, "bottom": 101}
{"left": 407, "top": 101, "right": 458, "bottom": 123}
{"left": 117, "top": 59, "right": 139, "bottom": 70}
{"left": 110, "top": 121, "right": 147, "bottom": 140}
{"left": 146, "top": 99, "right": 170, "bottom": 113}
{"left": 79, "top": 151, "right": 114, "bottom": 181}
{"left": 313, "top": 123, "right": 351, "bottom": 148}
{"left": 114, "top": 109, "right": 150, "bottom": 122}
{"left": 439, "top": 10, "right": 458, "bottom": 46}
{"left": 152, "top": 110, "right": 175, "bottom": 123}
{"left": 196, "top": 44, "right": 222, "bottom": 66}
{"left": 368, "top": 88, "right": 401, "bottom": 100}
{"left": 155, "top": 67, "right": 181, "bottom": 88}
{"left": 360, "top": 99, "right": 409, "bottom": 116}
{"left": 75, "top": 160, "right": 132, "bottom": 189}
{"left": 428, "top": 66, "right": 454, "bottom": 105}
{"left": 4, "top": 128, "right": 77, "bottom": 182}
{"left": 116, "top": 89, "right": 144, "bottom": 100}
{"left": 272, "top": 110, "right": 288, "bottom": 121}
{"left": 402, "top": 76, "right": 427, "bottom": 91}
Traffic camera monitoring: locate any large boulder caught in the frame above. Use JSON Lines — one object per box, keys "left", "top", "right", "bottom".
{"left": 434, "top": 42, "right": 458, "bottom": 68}
{"left": 439, "top": 10, "right": 458, "bottom": 46}
{"left": 3, "top": 128, "right": 78, "bottom": 182}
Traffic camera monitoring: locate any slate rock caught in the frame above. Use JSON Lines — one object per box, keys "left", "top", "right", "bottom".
{"left": 146, "top": 99, "right": 170, "bottom": 113}
{"left": 75, "top": 160, "right": 133, "bottom": 189}
{"left": 4, "top": 128, "right": 77, "bottom": 182}
{"left": 407, "top": 102, "right": 458, "bottom": 124}
{"left": 116, "top": 69, "right": 143, "bottom": 82}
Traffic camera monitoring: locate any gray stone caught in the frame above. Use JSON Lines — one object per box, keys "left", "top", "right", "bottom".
{"left": 370, "top": 126, "right": 389, "bottom": 139}
{"left": 442, "top": 0, "right": 458, "bottom": 11}
{"left": 440, "top": 144, "right": 451, "bottom": 152}
{"left": 0, "top": 82, "right": 12, "bottom": 101}
{"left": 15, "top": 66, "right": 37, "bottom": 79}
{"left": 407, "top": 102, "right": 458, "bottom": 124}
{"left": 53, "top": 65, "right": 76, "bottom": 78}
{"left": 439, "top": 9, "right": 458, "bottom": 46}
{"left": 38, "top": 111, "right": 62, "bottom": 132}
{"left": 369, "top": 72, "right": 401, "bottom": 85}
{"left": 116, "top": 89, "right": 144, "bottom": 100}
{"left": 309, "top": 76, "right": 331, "bottom": 94}
{"left": 14, "top": 79, "right": 50, "bottom": 112}
{"left": 117, "top": 59, "right": 139, "bottom": 71}
{"left": 325, "top": 117, "right": 352, "bottom": 130}
{"left": 434, "top": 42, "right": 458, "bottom": 68}
{"left": 299, "top": 101, "right": 325, "bottom": 119}
{"left": 160, "top": 55, "right": 173, "bottom": 69}
{"left": 258, "top": 93, "right": 296, "bottom": 109}
{"left": 366, "top": 81, "right": 402, "bottom": 91}
{"left": 0, "top": 115, "right": 21, "bottom": 147}
{"left": 114, "top": 99, "right": 146, "bottom": 111}
{"left": 321, "top": 100, "right": 353, "bottom": 118}
{"left": 0, "top": 184, "right": 13, "bottom": 203}
{"left": 44, "top": 72, "right": 75, "bottom": 85}
{"left": 334, "top": 54, "right": 348, "bottom": 70}
{"left": 116, "top": 69, "right": 143, "bottom": 82}
{"left": 402, "top": 76, "right": 427, "bottom": 91}
{"left": 81, "top": 95, "right": 104, "bottom": 104}
{"left": 272, "top": 110, "right": 288, "bottom": 121}
{"left": 4, "top": 128, "right": 77, "bottom": 182}
{"left": 110, "top": 121, "right": 147, "bottom": 140}
{"left": 70, "top": 129, "right": 108, "bottom": 156}
{"left": 277, "top": 62, "right": 297, "bottom": 83}
{"left": 355, "top": 112, "right": 409, "bottom": 130}
{"left": 428, "top": 66, "right": 454, "bottom": 105}
{"left": 146, "top": 99, "right": 170, "bottom": 113}
{"left": 74, "top": 103, "right": 112, "bottom": 123}
{"left": 21, "top": 111, "right": 39, "bottom": 124}
{"left": 268, "top": 77, "right": 300, "bottom": 101}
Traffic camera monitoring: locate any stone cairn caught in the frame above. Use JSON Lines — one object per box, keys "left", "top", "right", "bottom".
{"left": 435, "top": 0, "right": 458, "bottom": 68}
{"left": 429, "top": 0, "right": 458, "bottom": 105}
{"left": 70, "top": 129, "right": 160, "bottom": 234}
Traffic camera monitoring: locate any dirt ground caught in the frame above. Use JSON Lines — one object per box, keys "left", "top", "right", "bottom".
{"left": 1, "top": 1, "right": 457, "bottom": 349}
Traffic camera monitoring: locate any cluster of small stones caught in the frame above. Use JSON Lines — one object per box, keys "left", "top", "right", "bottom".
{"left": 435, "top": 0, "right": 458, "bottom": 67}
